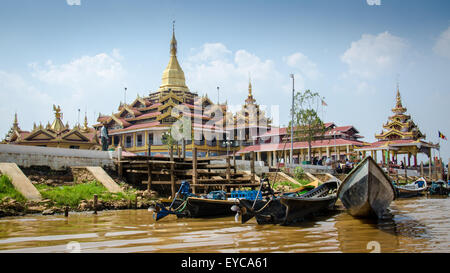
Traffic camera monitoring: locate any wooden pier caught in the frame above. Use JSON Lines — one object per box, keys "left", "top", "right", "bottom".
{"left": 115, "top": 148, "right": 260, "bottom": 197}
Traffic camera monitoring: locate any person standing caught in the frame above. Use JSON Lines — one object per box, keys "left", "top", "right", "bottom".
{"left": 100, "top": 122, "right": 109, "bottom": 151}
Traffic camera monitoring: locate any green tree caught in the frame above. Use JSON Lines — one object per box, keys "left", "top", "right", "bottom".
{"left": 288, "top": 89, "right": 325, "bottom": 162}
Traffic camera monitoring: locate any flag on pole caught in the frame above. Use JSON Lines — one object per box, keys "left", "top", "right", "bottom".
{"left": 321, "top": 99, "right": 327, "bottom": 106}
{"left": 439, "top": 131, "right": 447, "bottom": 140}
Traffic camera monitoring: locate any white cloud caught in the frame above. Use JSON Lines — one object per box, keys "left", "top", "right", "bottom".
{"left": 66, "top": 0, "right": 81, "bottom": 6}
{"left": 184, "top": 43, "right": 287, "bottom": 104}
{"left": 341, "top": 31, "right": 408, "bottom": 79}
{"left": 31, "top": 52, "right": 124, "bottom": 86}
{"left": 433, "top": 26, "right": 450, "bottom": 59}
{"left": 0, "top": 50, "right": 127, "bottom": 138}
{"left": 366, "top": 0, "right": 381, "bottom": 6}
{"left": 284, "top": 52, "right": 321, "bottom": 80}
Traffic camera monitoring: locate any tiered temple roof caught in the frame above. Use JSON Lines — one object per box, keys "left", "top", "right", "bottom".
{"left": 3, "top": 105, "right": 99, "bottom": 149}
{"left": 374, "top": 86, "right": 425, "bottom": 142}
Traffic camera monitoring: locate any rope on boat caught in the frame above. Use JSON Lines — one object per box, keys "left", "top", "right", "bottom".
{"left": 174, "top": 200, "right": 188, "bottom": 212}
{"left": 254, "top": 199, "right": 273, "bottom": 213}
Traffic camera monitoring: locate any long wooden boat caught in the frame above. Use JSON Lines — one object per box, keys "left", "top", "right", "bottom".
{"left": 395, "top": 177, "right": 428, "bottom": 198}
{"left": 337, "top": 156, "right": 396, "bottom": 219}
{"left": 239, "top": 180, "right": 339, "bottom": 225}
{"left": 178, "top": 197, "right": 238, "bottom": 218}
{"left": 280, "top": 180, "right": 339, "bottom": 225}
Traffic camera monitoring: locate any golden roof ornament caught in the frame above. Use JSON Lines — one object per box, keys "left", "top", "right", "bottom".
{"left": 50, "top": 105, "right": 65, "bottom": 133}
{"left": 158, "top": 21, "right": 189, "bottom": 92}
{"left": 392, "top": 84, "right": 406, "bottom": 114}
{"left": 12, "top": 112, "right": 20, "bottom": 131}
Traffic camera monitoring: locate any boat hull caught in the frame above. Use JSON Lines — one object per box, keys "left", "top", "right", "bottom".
{"left": 337, "top": 156, "right": 396, "bottom": 218}
{"left": 280, "top": 195, "right": 337, "bottom": 225}
{"left": 239, "top": 180, "right": 339, "bottom": 225}
{"left": 179, "top": 197, "right": 238, "bottom": 218}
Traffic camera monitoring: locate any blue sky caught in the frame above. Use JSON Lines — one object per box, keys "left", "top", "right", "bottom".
{"left": 1, "top": 0, "right": 449, "bottom": 162}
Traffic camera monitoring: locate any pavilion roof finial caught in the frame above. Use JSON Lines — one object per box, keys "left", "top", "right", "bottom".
{"left": 170, "top": 20, "right": 177, "bottom": 56}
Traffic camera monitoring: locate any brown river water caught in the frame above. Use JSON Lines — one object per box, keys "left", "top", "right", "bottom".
{"left": 0, "top": 196, "right": 448, "bottom": 253}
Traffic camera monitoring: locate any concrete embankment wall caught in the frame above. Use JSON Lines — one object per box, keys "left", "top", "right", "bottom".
{"left": 0, "top": 144, "right": 118, "bottom": 171}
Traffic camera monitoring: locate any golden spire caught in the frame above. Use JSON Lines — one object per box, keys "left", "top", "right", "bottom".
{"left": 158, "top": 21, "right": 189, "bottom": 92}
{"left": 12, "top": 112, "right": 20, "bottom": 131}
{"left": 245, "top": 76, "right": 256, "bottom": 105}
{"left": 82, "top": 112, "right": 89, "bottom": 132}
{"left": 392, "top": 84, "right": 406, "bottom": 114}
{"left": 50, "top": 105, "right": 65, "bottom": 133}
{"left": 170, "top": 20, "right": 177, "bottom": 56}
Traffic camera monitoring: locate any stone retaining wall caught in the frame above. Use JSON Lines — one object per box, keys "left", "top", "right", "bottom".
{"left": 0, "top": 144, "right": 118, "bottom": 171}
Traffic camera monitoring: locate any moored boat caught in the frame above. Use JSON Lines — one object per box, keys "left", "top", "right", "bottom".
{"left": 395, "top": 177, "right": 428, "bottom": 198}
{"left": 178, "top": 196, "right": 238, "bottom": 218}
{"left": 239, "top": 180, "right": 339, "bottom": 225}
{"left": 152, "top": 181, "right": 238, "bottom": 220}
{"left": 428, "top": 180, "right": 450, "bottom": 196}
{"left": 280, "top": 180, "right": 339, "bottom": 225}
{"left": 337, "top": 156, "right": 396, "bottom": 219}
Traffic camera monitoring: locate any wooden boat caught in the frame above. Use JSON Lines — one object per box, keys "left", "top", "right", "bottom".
{"left": 395, "top": 177, "right": 428, "bottom": 198}
{"left": 428, "top": 180, "right": 450, "bottom": 195}
{"left": 337, "top": 156, "right": 396, "bottom": 219}
{"left": 152, "top": 181, "right": 238, "bottom": 220}
{"left": 280, "top": 180, "right": 339, "bottom": 225}
{"left": 178, "top": 197, "right": 238, "bottom": 218}
{"left": 239, "top": 180, "right": 339, "bottom": 225}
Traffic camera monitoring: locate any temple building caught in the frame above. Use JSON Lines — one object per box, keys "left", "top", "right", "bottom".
{"left": 95, "top": 25, "right": 271, "bottom": 157}
{"left": 237, "top": 122, "right": 365, "bottom": 166}
{"left": 356, "top": 86, "right": 439, "bottom": 167}
{"left": 2, "top": 105, "right": 100, "bottom": 150}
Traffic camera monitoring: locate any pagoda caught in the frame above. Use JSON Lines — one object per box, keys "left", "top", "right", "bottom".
{"left": 356, "top": 85, "right": 439, "bottom": 167}
{"left": 3, "top": 105, "right": 100, "bottom": 150}
{"left": 94, "top": 23, "right": 229, "bottom": 157}
{"left": 94, "top": 23, "right": 272, "bottom": 157}
{"left": 375, "top": 86, "right": 425, "bottom": 141}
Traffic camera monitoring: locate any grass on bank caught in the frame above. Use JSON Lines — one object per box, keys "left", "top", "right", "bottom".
{"left": 35, "top": 181, "right": 137, "bottom": 208}
{"left": 0, "top": 175, "right": 27, "bottom": 203}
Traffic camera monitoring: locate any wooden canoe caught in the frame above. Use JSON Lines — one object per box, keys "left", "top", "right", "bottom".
{"left": 239, "top": 180, "right": 339, "bottom": 225}
{"left": 179, "top": 197, "right": 238, "bottom": 218}
{"left": 280, "top": 180, "right": 339, "bottom": 225}
{"left": 337, "top": 156, "right": 396, "bottom": 218}
{"left": 395, "top": 177, "right": 428, "bottom": 198}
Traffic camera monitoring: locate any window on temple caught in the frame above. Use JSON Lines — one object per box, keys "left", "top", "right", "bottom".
{"left": 148, "top": 132, "right": 154, "bottom": 145}
{"left": 69, "top": 145, "right": 80, "bottom": 149}
{"left": 125, "top": 135, "right": 133, "bottom": 148}
{"left": 113, "top": 136, "right": 120, "bottom": 146}
{"left": 137, "top": 134, "right": 143, "bottom": 147}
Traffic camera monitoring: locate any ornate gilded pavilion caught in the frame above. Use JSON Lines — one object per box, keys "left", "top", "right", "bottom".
{"left": 3, "top": 105, "right": 100, "bottom": 150}
{"left": 356, "top": 86, "right": 439, "bottom": 167}
{"left": 95, "top": 25, "right": 270, "bottom": 157}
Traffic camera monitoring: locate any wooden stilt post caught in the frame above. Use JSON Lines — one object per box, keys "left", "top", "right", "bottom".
{"left": 447, "top": 158, "right": 449, "bottom": 182}
{"left": 429, "top": 157, "right": 432, "bottom": 180}
{"left": 147, "top": 161, "right": 152, "bottom": 191}
{"left": 117, "top": 146, "right": 123, "bottom": 178}
{"left": 93, "top": 194, "right": 98, "bottom": 214}
{"left": 192, "top": 147, "right": 197, "bottom": 194}
{"left": 251, "top": 151, "right": 255, "bottom": 183}
{"left": 226, "top": 156, "right": 231, "bottom": 182}
{"left": 233, "top": 149, "right": 237, "bottom": 175}
{"left": 182, "top": 139, "right": 186, "bottom": 159}
{"left": 170, "top": 161, "right": 175, "bottom": 199}
{"left": 420, "top": 161, "right": 424, "bottom": 177}
{"left": 404, "top": 158, "right": 408, "bottom": 184}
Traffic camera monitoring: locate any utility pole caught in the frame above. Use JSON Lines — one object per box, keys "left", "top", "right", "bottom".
{"left": 290, "top": 74, "right": 294, "bottom": 167}
{"left": 217, "top": 86, "right": 220, "bottom": 105}
{"left": 124, "top": 87, "right": 127, "bottom": 105}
